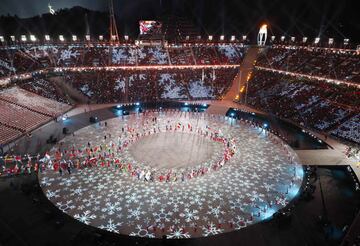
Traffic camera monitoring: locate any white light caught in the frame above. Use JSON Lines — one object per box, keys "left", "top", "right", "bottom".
{"left": 208, "top": 35, "right": 213, "bottom": 41}
{"left": 197, "top": 35, "right": 201, "bottom": 40}
{"left": 10, "top": 36, "right": 15, "bottom": 42}
{"left": 45, "top": 35, "right": 50, "bottom": 41}
{"left": 230, "top": 112, "right": 235, "bottom": 117}
{"left": 72, "top": 35, "right": 77, "bottom": 41}
{"left": 263, "top": 123, "right": 268, "bottom": 128}
{"left": 62, "top": 116, "right": 67, "bottom": 121}
{"left": 202, "top": 103, "right": 207, "bottom": 107}
{"left": 281, "top": 36, "right": 285, "bottom": 41}
{"left": 302, "top": 37, "right": 307, "bottom": 43}
{"left": 0, "top": 36, "right": 4, "bottom": 42}
{"left": 185, "top": 35, "right": 190, "bottom": 40}
{"left": 99, "top": 35, "right": 103, "bottom": 41}
{"left": 85, "top": 35, "right": 90, "bottom": 41}
{"left": 220, "top": 35, "right": 224, "bottom": 41}
{"left": 344, "top": 38, "right": 349, "bottom": 45}
{"left": 271, "top": 36, "right": 275, "bottom": 41}
{"left": 124, "top": 35, "right": 129, "bottom": 41}
{"left": 230, "top": 35, "right": 236, "bottom": 41}
{"left": 59, "top": 35, "right": 65, "bottom": 42}
{"left": 291, "top": 36, "right": 295, "bottom": 42}
{"left": 242, "top": 35, "right": 247, "bottom": 41}
{"left": 328, "top": 38, "right": 334, "bottom": 45}
{"left": 116, "top": 105, "right": 122, "bottom": 109}
{"left": 21, "top": 35, "right": 27, "bottom": 42}
{"left": 184, "top": 102, "right": 189, "bottom": 106}
{"left": 111, "top": 35, "right": 117, "bottom": 41}
{"left": 135, "top": 102, "right": 140, "bottom": 106}
{"left": 30, "top": 35, "right": 36, "bottom": 42}
{"left": 314, "top": 37, "right": 320, "bottom": 44}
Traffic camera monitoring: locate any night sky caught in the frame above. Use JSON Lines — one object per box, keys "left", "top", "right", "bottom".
{"left": 0, "top": 0, "right": 359, "bottom": 41}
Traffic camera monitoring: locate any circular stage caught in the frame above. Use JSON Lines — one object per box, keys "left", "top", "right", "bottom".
{"left": 39, "top": 110, "right": 304, "bottom": 238}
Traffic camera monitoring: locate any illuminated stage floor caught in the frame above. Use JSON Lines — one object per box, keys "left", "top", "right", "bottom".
{"left": 39, "top": 111, "right": 303, "bottom": 238}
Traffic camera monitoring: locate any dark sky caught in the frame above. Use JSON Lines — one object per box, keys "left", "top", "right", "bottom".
{"left": 0, "top": 0, "right": 359, "bottom": 41}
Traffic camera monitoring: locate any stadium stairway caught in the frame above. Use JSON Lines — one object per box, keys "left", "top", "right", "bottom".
{"left": 50, "top": 76, "right": 89, "bottom": 104}
{"left": 224, "top": 46, "right": 260, "bottom": 101}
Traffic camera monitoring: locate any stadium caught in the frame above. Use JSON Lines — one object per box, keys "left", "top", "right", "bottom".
{"left": 0, "top": 0, "right": 359, "bottom": 246}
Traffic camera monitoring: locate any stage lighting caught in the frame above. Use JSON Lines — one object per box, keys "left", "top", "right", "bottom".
{"left": 124, "top": 35, "right": 129, "bottom": 41}
{"left": 208, "top": 35, "right": 213, "bottom": 41}
{"left": 230, "top": 35, "right": 236, "bottom": 41}
{"left": 302, "top": 37, "right": 307, "bottom": 43}
{"left": 291, "top": 37, "right": 295, "bottom": 42}
{"left": 10, "top": 36, "right": 15, "bottom": 42}
{"left": 59, "top": 35, "right": 65, "bottom": 42}
{"left": 202, "top": 103, "right": 207, "bottom": 107}
{"left": 281, "top": 36, "right": 285, "bottom": 42}
{"left": 271, "top": 36, "right": 275, "bottom": 41}
{"left": 185, "top": 36, "right": 190, "bottom": 41}
{"left": 21, "top": 35, "right": 27, "bottom": 42}
{"left": 242, "top": 35, "right": 247, "bottom": 41}
{"left": 328, "top": 38, "right": 334, "bottom": 45}
{"left": 220, "top": 35, "right": 225, "bottom": 41}
{"left": 314, "top": 37, "right": 320, "bottom": 44}
{"left": 184, "top": 102, "right": 189, "bottom": 106}
{"left": 0, "top": 36, "right": 4, "bottom": 42}
{"left": 116, "top": 105, "right": 122, "bottom": 109}
{"left": 85, "top": 35, "right": 90, "bottom": 41}
{"left": 230, "top": 112, "right": 235, "bottom": 117}
{"left": 135, "top": 102, "right": 140, "bottom": 106}
{"left": 197, "top": 35, "right": 201, "bottom": 40}
{"left": 111, "top": 35, "right": 117, "bottom": 41}
{"left": 263, "top": 123, "right": 268, "bottom": 128}
{"left": 344, "top": 38, "right": 349, "bottom": 45}
{"left": 62, "top": 116, "right": 68, "bottom": 121}
{"left": 45, "top": 35, "right": 50, "bottom": 41}
{"left": 99, "top": 35, "right": 104, "bottom": 41}
{"left": 72, "top": 35, "right": 77, "bottom": 41}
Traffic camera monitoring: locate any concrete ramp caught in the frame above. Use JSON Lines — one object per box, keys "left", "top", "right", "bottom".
{"left": 224, "top": 46, "right": 261, "bottom": 101}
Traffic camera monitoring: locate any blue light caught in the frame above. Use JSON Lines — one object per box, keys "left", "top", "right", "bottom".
{"left": 116, "top": 105, "right": 122, "bottom": 109}
{"left": 184, "top": 102, "right": 189, "bottom": 106}
{"left": 135, "top": 102, "right": 140, "bottom": 106}
{"left": 62, "top": 116, "right": 67, "bottom": 121}
{"left": 263, "top": 123, "right": 268, "bottom": 128}
{"left": 202, "top": 103, "right": 207, "bottom": 107}
{"left": 230, "top": 112, "right": 235, "bottom": 117}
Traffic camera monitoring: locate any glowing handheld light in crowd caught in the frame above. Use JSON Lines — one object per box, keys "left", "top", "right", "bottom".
{"left": 257, "top": 24, "right": 268, "bottom": 46}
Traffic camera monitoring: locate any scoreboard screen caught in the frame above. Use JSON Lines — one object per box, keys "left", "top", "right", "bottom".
{"left": 139, "top": 21, "right": 162, "bottom": 35}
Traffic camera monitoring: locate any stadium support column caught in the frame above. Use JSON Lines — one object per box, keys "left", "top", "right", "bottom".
{"left": 109, "top": 0, "right": 119, "bottom": 44}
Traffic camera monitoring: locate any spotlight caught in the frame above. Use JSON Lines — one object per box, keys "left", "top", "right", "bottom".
{"left": 72, "top": 35, "right": 77, "bottom": 41}
{"left": 45, "top": 35, "right": 50, "bottom": 41}
{"left": 242, "top": 35, "right": 247, "bottom": 41}
{"left": 59, "top": 35, "right": 65, "bottom": 42}
{"left": 202, "top": 103, "right": 207, "bottom": 107}
{"left": 184, "top": 102, "right": 189, "bottom": 106}
{"left": 85, "top": 35, "right": 90, "bottom": 41}
{"left": 271, "top": 36, "right": 275, "bottom": 41}
{"left": 230, "top": 35, "right": 236, "bottom": 41}
{"left": 230, "top": 112, "right": 235, "bottom": 117}
{"left": 124, "top": 35, "right": 129, "bottom": 41}
{"left": 0, "top": 36, "right": 4, "bottom": 42}
{"left": 220, "top": 35, "right": 225, "bottom": 41}
{"left": 10, "top": 36, "right": 15, "bottom": 42}
{"left": 281, "top": 36, "right": 285, "bottom": 42}
{"left": 21, "top": 35, "right": 27, "bottom": 42}
{"left": 116, "top": 105, "right": 122, "bottom": 109}
{"left": 208, "top": 35, "right": 213, "bottom": 41}
{"left": 291, "top": 37, "right": 295, "bottom": 42}
{"left": 314, "top": 37, "right": 320, "bottom": 44}
{"left": 99, "top": 35, "right": 104, "bottom": 41}
{"left": 62, "top": 116, "right": 68, "bottom": 121}
{"left": 135, "top": 102, "right": 140, "bottom": 106}
{"left": 302, "top": 37, "right": 308, "bottom": 43}
{"left": 263, "top": 123, "right": 268, "bottom": 128}
{"left": 30, "top": 35, "right": 36, "bottom": 42}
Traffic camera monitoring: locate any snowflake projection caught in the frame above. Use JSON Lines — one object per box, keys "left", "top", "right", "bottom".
{"left": 153, "top": 208, "right": 173, "bottom": 223}
{"left": 202, "top": 222, "right": 224, "bottom": 237}
{"left": 127, "top": 207, "right": 144, "bottom": 221}
{"left": 56, "top": 200, "right": 76, "bottom": 212}
{"left": 46, "top": 189, "right": 60, "bottom": 199}
{"left": 74, "top": 210, "right": 96, "bottom": 225}
{"left": 167, "top": 228, "right": 191, "bottom": 239}
{"left": 39, "top": 113, "right": 303, "bottom": 238}
{"left": 207, "top": 205, "right": 225, "bottom": 218}
{"left": 101, "top": 202, "right": 122, "bottom": 215}
{"left": 99, "top": 219, "right": 122, "bottom": 233}
{"left": 129, "top": 225, "right": 155, "bottom": 238}
{"left": 180, "top": 208, "right": 199, "bottom": 223}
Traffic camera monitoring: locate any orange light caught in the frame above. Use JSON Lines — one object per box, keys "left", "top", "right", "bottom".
{"left": 240, "top": 86, "right": 245, "bottom": 93}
